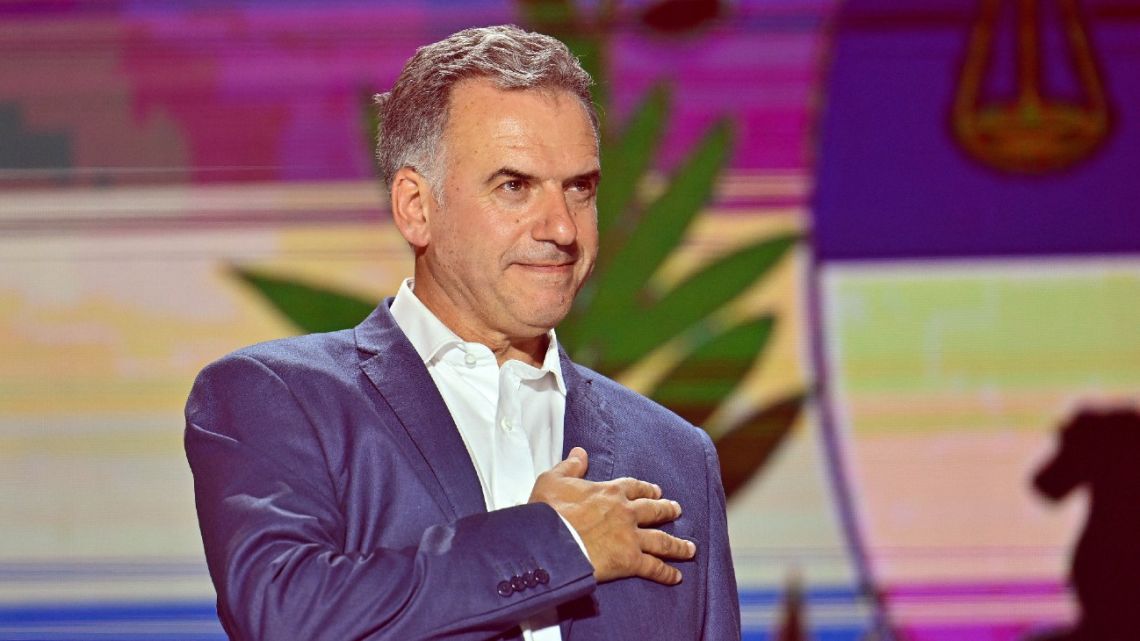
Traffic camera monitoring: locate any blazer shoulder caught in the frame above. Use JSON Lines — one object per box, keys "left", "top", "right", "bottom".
{"left": 196, "top": 329, "right": 357, "bottom": 383}
{"left": 229, "top": 330, "right": 357, "bottom": 371}
{"left": 187, "top": 330, "right": 362, "bottom": 418}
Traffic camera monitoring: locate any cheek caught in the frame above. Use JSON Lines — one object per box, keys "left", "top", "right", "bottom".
{"left": 583, "top": 227, "right": 600, "bottom": 253}
{"left": 460, "top": 232, "right": 513, "bottom": 277}
{"left": 579, "top": 229, "right": 600, "bottom": 266}
{"left": 432, "top": 236, "right": 479, "bottom": 282}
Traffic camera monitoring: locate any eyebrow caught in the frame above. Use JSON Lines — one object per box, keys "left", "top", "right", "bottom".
{"left": 485, "top": 167, "right": 601, "bottom": 187}
{"left": 486, "top": 167, "right": 536, "bottom": 185}
{"left": 565, "top": 169, "right": 601, "bottom": 188}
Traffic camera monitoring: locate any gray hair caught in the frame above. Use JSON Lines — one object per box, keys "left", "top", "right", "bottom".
{"left": 374, "top": 24, "right": 598, "bottom": 195}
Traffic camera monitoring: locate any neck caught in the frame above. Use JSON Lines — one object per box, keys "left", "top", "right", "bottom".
{"left": 410, "top": 275, "right": 550, "bottom": 368}
{"left": 493, "top": 335, "right": 550, "bottom": 369}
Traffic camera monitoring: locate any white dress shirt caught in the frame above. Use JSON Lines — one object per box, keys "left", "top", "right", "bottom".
{"left": 389, "top": 278, "right": 584, "bottom": 641}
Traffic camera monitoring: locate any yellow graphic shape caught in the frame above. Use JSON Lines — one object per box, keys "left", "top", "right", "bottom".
{"left": 953, "top": 0, "right": 1110, "bottom": 174}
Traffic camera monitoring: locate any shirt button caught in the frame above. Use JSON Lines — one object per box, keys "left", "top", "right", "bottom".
{"left": 500, "top": 418, "right": 513, "bottom": 432}
{"left": 464, "top": 353, "right": 477, "bottom": 367}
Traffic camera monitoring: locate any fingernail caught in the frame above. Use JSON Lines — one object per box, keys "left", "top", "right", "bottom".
{"left": 671, "top": 500, "right": 681, "bottom": 512}
{"left": 687, "top": 540, "right": 696, "bottom": 556}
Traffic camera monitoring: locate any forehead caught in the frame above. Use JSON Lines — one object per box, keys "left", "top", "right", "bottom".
{"left": 441, "top": 79, "right": 598, "bottom": 171}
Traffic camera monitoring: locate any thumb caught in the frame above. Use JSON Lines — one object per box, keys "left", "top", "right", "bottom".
{"left": 550, "top": 447, "right": 589, "bottom": 479}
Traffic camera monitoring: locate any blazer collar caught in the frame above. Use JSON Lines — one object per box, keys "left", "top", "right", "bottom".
{"left": 354, "top": 299, "right": 486, "bottom": 521}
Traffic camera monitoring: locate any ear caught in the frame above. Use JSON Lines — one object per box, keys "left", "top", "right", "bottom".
{"left": 390, "top": 166, "right": 435, "bottom": 249}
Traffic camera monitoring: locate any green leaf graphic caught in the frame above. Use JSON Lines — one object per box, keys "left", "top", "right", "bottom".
{"left": 232, "top": 267, "right": 375, "bottom": 334}
{"left": 568, "top": 119, "right": 733, "bottom": 355}
{"left": 715, "top": 392, "right": 807, "bottom": 497}
{"left": 651, "top": 316, "right": 775, "bottom": 427}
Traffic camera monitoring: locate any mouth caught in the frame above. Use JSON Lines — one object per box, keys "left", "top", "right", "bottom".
{"left": 513, "top": 261, "right": 577, "bottom": 275}
{"left": 517, "top": 260, "right": 574, "bottom": 269}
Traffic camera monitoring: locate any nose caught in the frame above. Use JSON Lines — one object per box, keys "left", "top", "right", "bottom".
{"left": 534, "top": 187, "right": 577, "bottom": 247}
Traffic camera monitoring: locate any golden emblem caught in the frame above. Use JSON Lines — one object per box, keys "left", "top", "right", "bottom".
{"left": 952, "top": 0, "right": 1111, "bottom": 174}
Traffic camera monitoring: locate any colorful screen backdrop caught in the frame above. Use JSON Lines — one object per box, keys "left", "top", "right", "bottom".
{"left": 814, "top": 1, "right": 1140, "bottom": 640}
{"left": 0, "top": 1, "right": 1134, "bottom": 640}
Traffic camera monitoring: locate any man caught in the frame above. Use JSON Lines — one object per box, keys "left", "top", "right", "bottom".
{"left": 186, "top": 24, "right": 739, "bottom": 640}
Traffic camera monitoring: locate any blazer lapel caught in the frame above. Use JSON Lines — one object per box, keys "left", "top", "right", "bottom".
{"left": 558, "top": 349, "right": 616, "bottom": 639}
{"left": 559, "top": 348, "right": 616, "bottom": 483}
{"left": 355, "top": 300, "right": 486, "bottom": 521}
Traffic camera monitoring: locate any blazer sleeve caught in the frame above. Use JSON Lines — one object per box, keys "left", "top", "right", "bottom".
{"left": 185, "top": 353, "right": 596, "bottom": 641}
{"left": 698, "top": 431, "right": 742, "bottom": 641}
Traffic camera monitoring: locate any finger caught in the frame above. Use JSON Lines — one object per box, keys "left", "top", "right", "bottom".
{"left": 630, "top": 498, "right": 681, "bottom": 526}
{"left": 638, "top": 529, "right": 697, "bottom": 561}
{"left": 632, "top": 552, "right": 682, "bottom": 585}
{"left": 548, "top": 448, "right": 589, "bottom": 479}
{"left": 613, "top": 477, "right": 662, "bottom": 500}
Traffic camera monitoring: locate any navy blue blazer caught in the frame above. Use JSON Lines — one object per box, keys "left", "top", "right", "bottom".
{"left": 185, "top": 301, "right": 740, "bottom": 640}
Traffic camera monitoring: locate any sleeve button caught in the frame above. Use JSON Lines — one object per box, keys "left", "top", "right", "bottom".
{"left": 511, "top": 575, "right": 527, "bottom": 592}
{"left": 534, "top": 568, "right": 550, "bottom": 585}
{"left": 497, "top": 580, "right": 514, "bottom": 597}
{"left": 524, "top": 571, "right": 538, "bottom": 588}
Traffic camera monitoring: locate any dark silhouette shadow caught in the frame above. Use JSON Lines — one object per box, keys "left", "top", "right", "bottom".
{"left": 1027, "top": 407, "right": 1140, "bottom": 641}
{"left": 773, "top": 570, "right": 806, "bottom": 641}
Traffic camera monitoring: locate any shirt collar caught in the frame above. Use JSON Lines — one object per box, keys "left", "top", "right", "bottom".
{"left": 390, "top": 278, "right": 463, "bottom": 364}
{"left": 389, "top": 278, "right": 567, "bottom": 395}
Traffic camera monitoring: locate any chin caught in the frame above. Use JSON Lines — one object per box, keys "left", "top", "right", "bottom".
{"left": 518, "top": 305, "right": 571, "bottom": 333}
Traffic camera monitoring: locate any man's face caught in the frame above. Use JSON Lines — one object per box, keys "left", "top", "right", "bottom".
{"left": 416, "top": 78, "right": 600, "bottom": 342}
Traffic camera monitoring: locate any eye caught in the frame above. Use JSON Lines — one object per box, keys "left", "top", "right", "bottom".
{"left": 567, "top": 177, "right": 597, "bottom": 198}
{"left": 500, "top": 179, "right": 525, "bottom": 193}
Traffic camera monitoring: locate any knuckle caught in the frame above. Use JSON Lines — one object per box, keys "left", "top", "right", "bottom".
{"left": 667, "top": 534, "right": 685, "bottom": 557}
{"left": 642, "top": 529, "right": 662, "bottom": 553}
{"left": 619, "top": 502, "right": 639, "bottom": 524}
{"left": 647, "top": 499, "right": 671, "bottom": 524}
{"left": 671, "top": 536, "right": 688, "bottom": 557}
{"left": 635, "top": 528, "right": 652, "bottom": 550}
